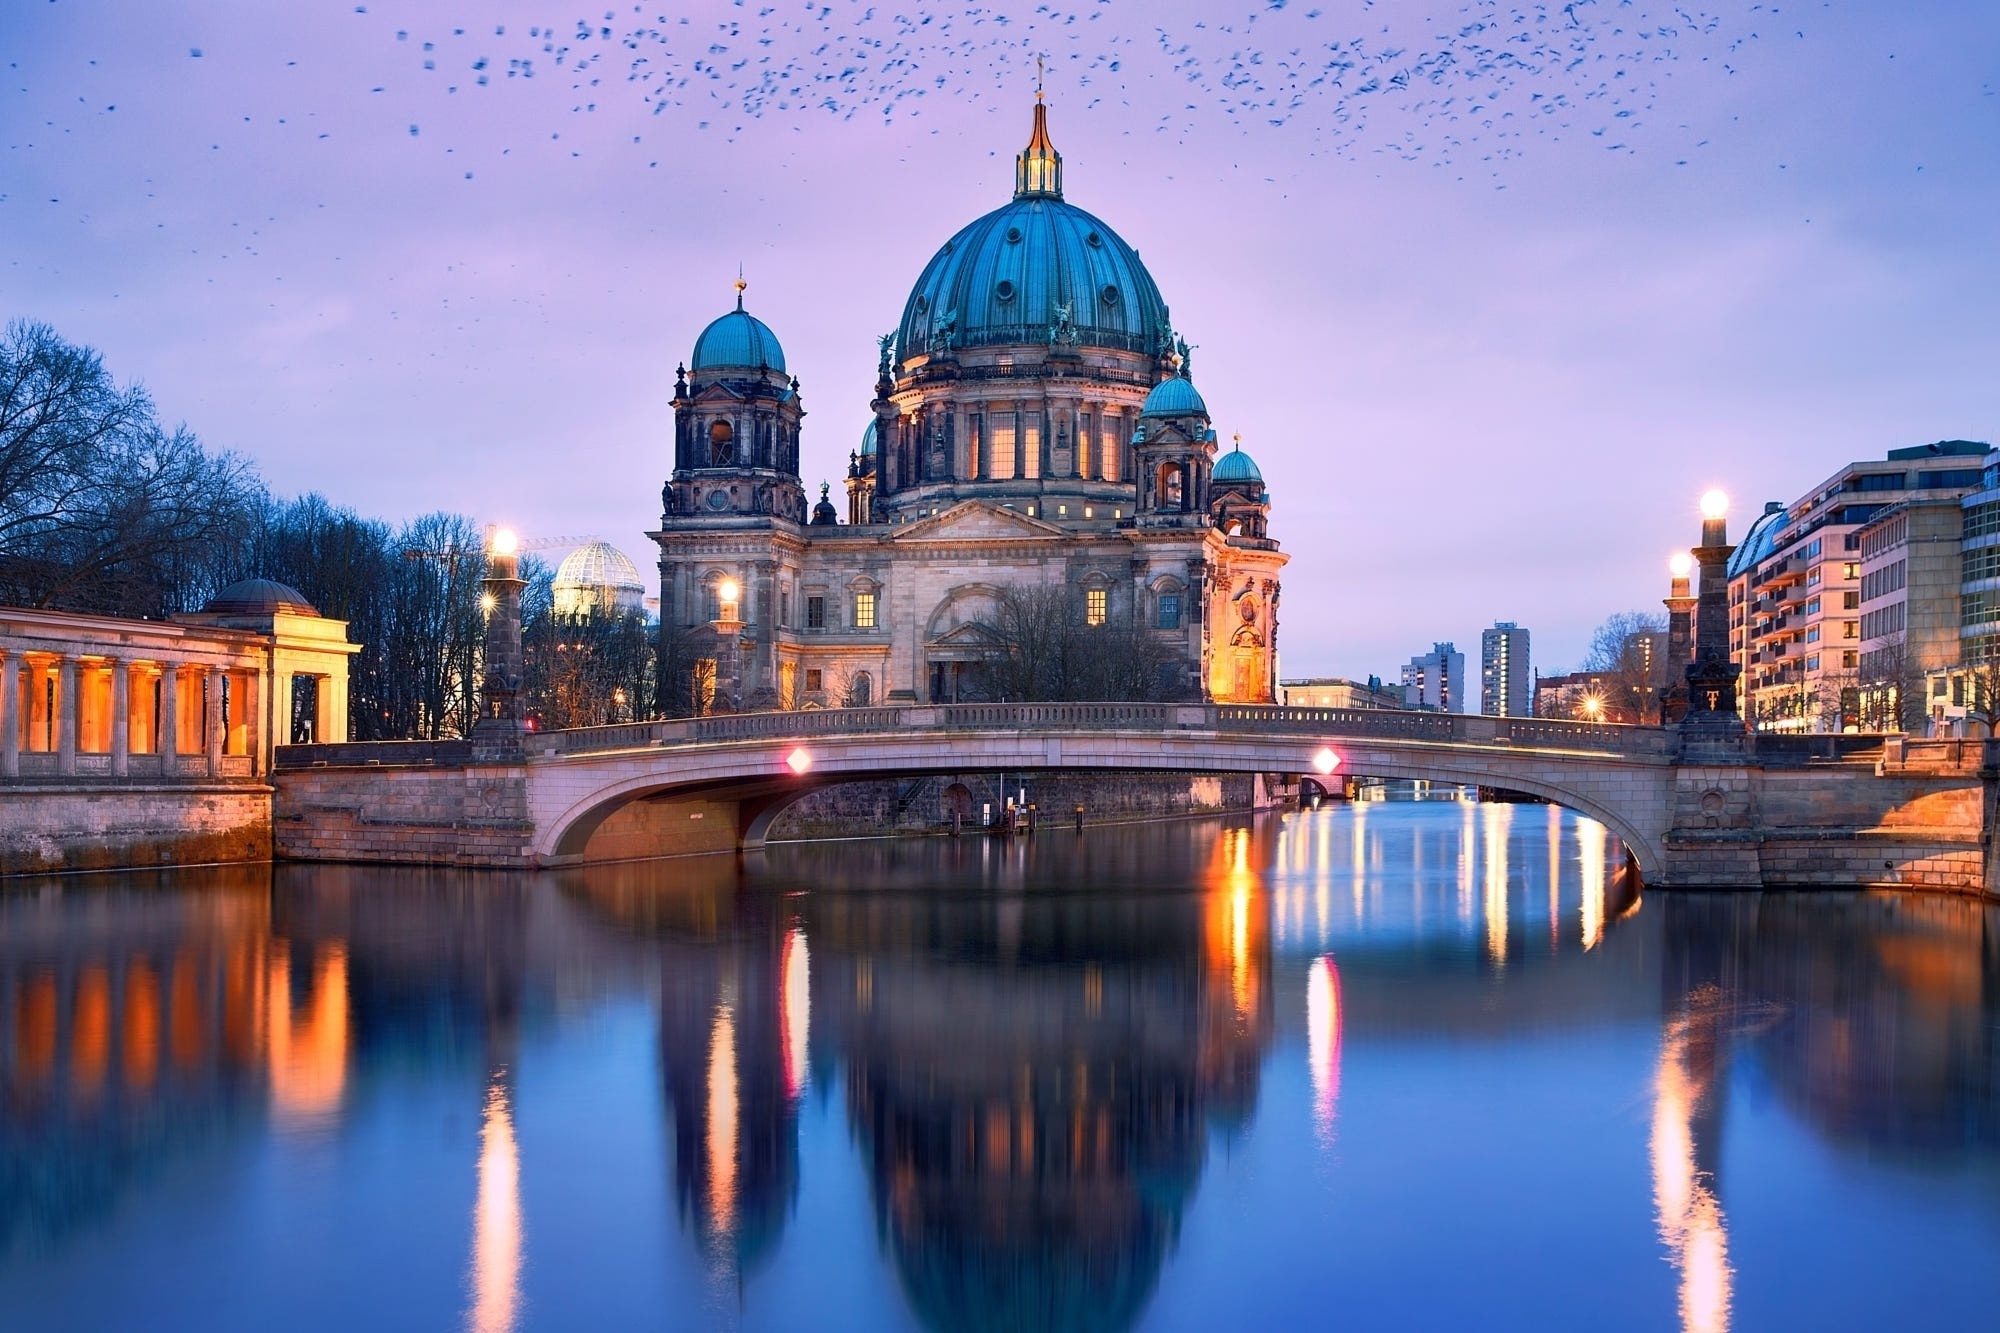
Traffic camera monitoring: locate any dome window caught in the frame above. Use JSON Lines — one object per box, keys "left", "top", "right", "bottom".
{"left": 1005, "top": 226, "right": 1023, "bottom": 244}
{"left": 914, "top": 295, "right": 929, "bottom": 314}
{"left": 1086, "top": 231, "right": 1103, "bottom": 248}
{"left": 1099, "top": 284, "right": 1121, "bottom": 307}
{"left": 995, "top": 280, "right": 1017, "bottom": 303}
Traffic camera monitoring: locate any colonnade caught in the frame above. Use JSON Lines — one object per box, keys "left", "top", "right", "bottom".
{"left": 0, "top": 651, "right": 288, "bottom": 782}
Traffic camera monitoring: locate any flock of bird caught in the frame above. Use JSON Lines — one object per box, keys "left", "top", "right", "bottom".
{"left": 375, "top": 0, "right": 1794, "bottom": 168}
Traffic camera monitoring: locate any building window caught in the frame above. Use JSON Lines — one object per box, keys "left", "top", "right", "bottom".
{"left": 1843, "top": 620, "right": 1858, "bottom": 639}
{"left": 1842, "top": 652, "right": 1858, "bottom": 669}
{"left": 1807, "top": 565, "right": 1823, "bottom": 587}
{"left": 1806, "top": 654, "right": 1821, "bottom": 671}
{"left": 1843, "top": 562, "right": 1859, "bottom": 579}
{"left": 1807, "top": 626, "right": 1820, "bottom": 644}
{"left": 1085, "top": 588, "right": 1107, "bottom": 626}
{"left": 1157, "top": 593, "right": 1181, "bottom": 630}
{"left": 853, "top": 591, "right": 877, "bottom": 629}
{"left": 805, "top": 668, "right": 823, "bottom": 693}
{"left": 780, "top": 590, "right": 790, "bottom": 626}
{"left": 806, "top": 595, "right": 825, "bottom": 629}
{"left": 1843, "top": 591, "right": 1859, "bottom": 609}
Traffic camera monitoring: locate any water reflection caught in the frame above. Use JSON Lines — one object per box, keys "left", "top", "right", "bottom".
{"left": 468, "top": 1075, "right": 522, "bottom": 1333}
{"left": 0, "top": 812, "right": 1996, "bottom": 1330}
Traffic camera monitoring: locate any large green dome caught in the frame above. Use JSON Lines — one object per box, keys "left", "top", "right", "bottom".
{"left": 896, "top": 102, "right": 1169, "bottom": 360}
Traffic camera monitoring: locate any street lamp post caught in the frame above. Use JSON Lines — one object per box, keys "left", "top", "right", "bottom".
{"left": 473, "top": 527, "right": 529, "bottom": 759}
{"left": 1682, "top": 489, "right": 1746, "bottom": 745}
{"left": 1661, "top": 551, "right": 1697, "bottom": 723}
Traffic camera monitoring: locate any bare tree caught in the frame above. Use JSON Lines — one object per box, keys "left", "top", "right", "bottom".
{"left": 1583, "top": 611, "right": 1669, "bottom": 724}
{"left": 0, "top": 321, "right": 261, "bottom": 616}
{"left": 984, "top": 582, "right": 1180, "bottom": 702}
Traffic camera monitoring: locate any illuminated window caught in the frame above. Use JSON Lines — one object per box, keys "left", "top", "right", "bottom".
{"left": 1083, "top": 506, "right": 1094, "bottom": 519}
{"left": 806, "top": 596, "right": 825, "bottom": 629}
{"left": 853, "top": 592, "right": 877, "bottom": 629}
{"left": 1157, "top": 594, "right": 1181, "bottom": 630}
{"left": 1843, "top": 620, "right": 1858, "bottom": 639}
{"left": 1843, "top": 562, "right": 1860, "bottom": 579}
{"left": 1085, "top": 589, "right": 1107, "bottom": 626}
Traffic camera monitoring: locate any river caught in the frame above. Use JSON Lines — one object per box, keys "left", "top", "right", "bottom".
{"left": 1, "top": 803, "right": 1996, "bottom": 1330}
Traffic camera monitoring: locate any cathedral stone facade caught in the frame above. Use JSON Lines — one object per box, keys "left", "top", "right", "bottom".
{"left": 651, "top": 97, "right": 1285, "bottom": 710}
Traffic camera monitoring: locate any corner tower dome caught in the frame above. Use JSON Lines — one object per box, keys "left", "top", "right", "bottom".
{"left": 691, "top": 280, "right": 787, "bottom": 373}
{"left": 895, "top": 100, "right": 1169, "bottom": 361}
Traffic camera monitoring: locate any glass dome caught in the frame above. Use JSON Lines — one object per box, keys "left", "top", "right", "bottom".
{"left": 553, "top": 541, "right": 647, "bottom": 617}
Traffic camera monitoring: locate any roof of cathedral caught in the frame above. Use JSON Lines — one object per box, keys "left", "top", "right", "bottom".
{"left": 895, "top": 101, "right": 1169, "bottom": 360}
{"left": 860, "top": 419, "right": 878, "bottom": 457}
{"left": 1140, "top": 373, "right": 1206, "bottom": 419}
{"left": 1213, "top": 445, "right": 1263, "bottom": 484}
{"left": 691, "top": 283, "right": 787, "bottom": 373}
{"left": 554, "top": 541, "right": 645, "bottom": 595}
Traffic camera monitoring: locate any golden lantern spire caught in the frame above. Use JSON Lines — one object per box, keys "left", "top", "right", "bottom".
{"left": 1015, "top": 70, "right": 1063, "bottom": 200}
{"left": 734, "top": 267, "right": 747, "bottom": 311}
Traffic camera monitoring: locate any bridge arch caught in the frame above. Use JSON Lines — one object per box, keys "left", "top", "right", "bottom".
{"left": 528, "top": 727, "right": 1670, "bottom": 881}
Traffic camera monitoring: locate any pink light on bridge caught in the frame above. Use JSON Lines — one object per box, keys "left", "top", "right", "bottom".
{"left": 1313, "top": 747, "right": 1341, "bottom": 775}
{"left": 786, "top": 746, "right": 812, "bottom": 775}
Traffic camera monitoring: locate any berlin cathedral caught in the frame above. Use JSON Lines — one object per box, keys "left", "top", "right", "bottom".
{"left": 651, "top": 95, "right": 1285, "bottom": 709}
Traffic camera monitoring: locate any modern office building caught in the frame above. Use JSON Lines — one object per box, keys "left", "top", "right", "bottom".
{"left": 1854, "top": 494, "right": 1968, "bottom": 728}
{"left": 1917, "top": 460, "right": 2000, "bottom": 734}
{"left": 1726, "top": 441, "right": 1993, "bottom": 732}
{"left": 1400, "top": 643, "right": 1466, "bottom": 713}
{"left": 1479, "top": 622, "right": 1531, "bottom": 717}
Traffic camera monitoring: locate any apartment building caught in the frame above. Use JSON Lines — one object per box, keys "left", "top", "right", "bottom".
{"left": 1400, "top": 643, "right": 1466, "bottom": 713}
{"left": 1726, "top": 441, "right": 1992, "bottom": 732}
{"left": 1479, "top": 622, "right": 1532, "bottom": 717}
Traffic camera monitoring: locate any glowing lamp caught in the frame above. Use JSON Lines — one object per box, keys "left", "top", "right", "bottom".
{"left": 1669, "top": 552, "right": 1694, "bottom": 578}
{"left": 480, "top": 592, "right": 497, "bottom": 614}
{"left": 490, "top": 527, "right": 519, "bottom": 556}
{"left": 1313, "top": 746, "right": 1341, "bottom": 775}
{"left": 718, "top": 578, "right": 740, "bottom": 605}
{"left": 1698, "top": 489, "right": 1729, "bottom": 521}
{"left": 786, "top": 746, "right": 813, "bottom": 775}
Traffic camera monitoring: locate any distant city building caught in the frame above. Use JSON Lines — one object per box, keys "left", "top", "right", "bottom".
{"left": 1479, "top": 622, "right": 1531, "bottom": 717}
{"left": 1727, "top": 440, "right": 1994, "bottom": 732}
{"left": 553, "top": 541, "right": 648, "bottom": 619}
{"left": 1280, "top": 676, "right": 1406, "bottom": 710}
{"left": 1854, "top": 492, "right": 1967, "bottom": 729}
{"left": 1400, "top": 642, "right": 1466, "bottom": 713}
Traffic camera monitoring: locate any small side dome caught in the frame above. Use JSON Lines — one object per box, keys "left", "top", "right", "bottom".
{"left": 691, "top": 307, "right": 786, "bottom": 373}
{"left": 1141, "top": 374, "right": 1207, "bottom": 420}
{"left": 860, "top": 419, "right": 878, "bottom": 457}
{"left": 203, "top": 579, "right": 317, "bottom": 616}
{"left": 811, "top": 482, "right": 840, "bottom": 526}
{"left": 1212, "top": 448, "right": 1263, "bottom": 485}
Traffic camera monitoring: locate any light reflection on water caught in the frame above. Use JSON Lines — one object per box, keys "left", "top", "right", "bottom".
{"left": 0, "top": 804, "right": 1997, "bottom": 1331}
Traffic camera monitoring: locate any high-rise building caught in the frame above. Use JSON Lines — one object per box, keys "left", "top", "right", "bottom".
{"left": 1726, "top": 440, "right": 1993, "bottom": 732}
{"left": 1479, "top": 623, "right": 1531, "bottom": 716}
{"left": 1400, "top": 642, "right": 1466, "bottom": 713}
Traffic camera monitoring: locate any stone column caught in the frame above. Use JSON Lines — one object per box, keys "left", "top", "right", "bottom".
{"left": 205, "top": 668, "right": 224, "bottom": 777}
{"left": 56, "top": 656, "right": 78, "bottom": 776}
{"left": 472, "top": 539, "right": 528, "bottom": 760}
{"left": 0, "top": 653, "right": 17, "bottom": 778}
{"left": 241, "top": 668, "right": 261, "bottom": 775}
{"left": 1684, "top": 502, "right": 1744, "bottom": 738}
{"left": 158, "top": 661, "right": 179, "bottom": 774}
{"left": 110, "top": 658, "right": 130, "bottom": 777}
{"left": 272, "top": 670, "right": 292, "bottom": 746}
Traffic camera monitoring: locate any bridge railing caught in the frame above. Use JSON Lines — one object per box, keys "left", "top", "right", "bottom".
{"left": 280, "top": 702, "right": 1675, "bottom": 768}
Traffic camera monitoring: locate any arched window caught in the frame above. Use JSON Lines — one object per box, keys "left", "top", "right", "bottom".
{"left": 849, "top": 671, "right": 873, "bottom": 707}
{"left": 709, "top": 420, "right": 734, "bottom": 466}
{"left": 1158, "top": 462, "right": 1183, "bottom": 510}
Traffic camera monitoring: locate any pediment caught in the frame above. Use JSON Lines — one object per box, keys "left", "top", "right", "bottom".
{"left": 890, "top": 501, "right": 1068, "bottom": 542}
{"left": 928, "top": 620, "right": 1007, "bottom": 649}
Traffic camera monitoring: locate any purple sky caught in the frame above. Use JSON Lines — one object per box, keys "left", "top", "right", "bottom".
{"left": 6, "top": 1, "right": 1998, "bottom": 678}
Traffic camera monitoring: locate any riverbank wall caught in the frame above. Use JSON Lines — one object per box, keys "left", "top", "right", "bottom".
{"left": 0, "top": 785, "right": 272, "bottom": 877}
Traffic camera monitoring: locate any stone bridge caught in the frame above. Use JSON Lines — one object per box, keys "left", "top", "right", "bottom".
{"left": 272, "top": 703, "right": 1999, "bottom": 894}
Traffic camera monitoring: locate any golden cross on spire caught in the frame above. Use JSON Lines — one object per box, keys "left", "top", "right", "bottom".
{"left": 1232, "top": 431, "right": 1242, "bottom": 451}
{"left": 1036, "top": 53, "right": 1044, "bottom": 101}
{"left": 734, "top": 265, "right": 747, "bottom": 310}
